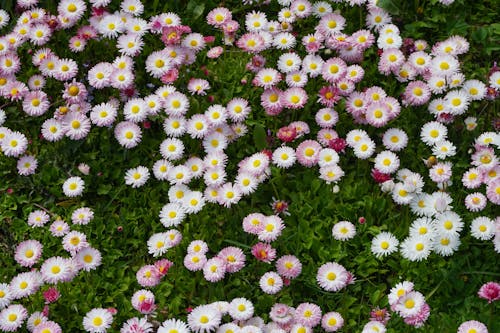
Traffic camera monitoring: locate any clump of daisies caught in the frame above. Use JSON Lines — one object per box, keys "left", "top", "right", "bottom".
{"left": 388, "top": 281, "right": 430, "bottom": 328}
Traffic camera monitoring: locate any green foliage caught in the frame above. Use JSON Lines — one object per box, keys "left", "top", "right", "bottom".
{"left": 0, "top": 0, "right": 499, "bottom": 332}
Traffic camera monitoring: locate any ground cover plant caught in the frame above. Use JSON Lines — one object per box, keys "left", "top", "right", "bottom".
{"left": 0, "top": 0, "right": 499, "bottom": 332}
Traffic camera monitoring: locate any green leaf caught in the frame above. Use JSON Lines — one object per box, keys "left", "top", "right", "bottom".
{"left": 471, "top": 28, "right": 488, "bottom": 42}
{"left": 252, "top": 125, "right": 267, "bottom": 150}
{"left": 377, "top": 0, "right": 402, "bottom": 15}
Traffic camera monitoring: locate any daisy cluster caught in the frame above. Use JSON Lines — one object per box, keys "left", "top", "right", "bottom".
{"left": 0, "top": 0, "right": 498, "bottom": 331}
{"left": 0, "top": 205, "right": 101, "bottom": 332}
{"left": 120, "top": 298, "right": 347, "bottom": 333}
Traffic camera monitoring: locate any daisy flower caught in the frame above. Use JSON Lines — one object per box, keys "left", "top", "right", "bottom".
{"left": 22, "top": 90, "right": 50, "bottom": 116}
{"left": 17, "top": 155, "right": 38, "bottom": 176}
{"left": 489, "top": 71, "right": 500, "bottom": 90}
{"left": 316, "top": 262, "right": 348, "bottom": 292}
{"left": 49, "top": 219, "right": 70, "bottom": 237}
{"left": 433, "top": 232, "right": 460, "bottom": 256}
{"left": 245, "top": 11, "right": 268, "bottom": 32}
{"left": 87, "top": 64, "right": 111, "bottom": 88}
{"left": 429, "top": 161, "right": 453, "bottom": 183}
{"left": 236, "top": 33, "right": 267, "bottom": 53}
{"left": 269, "top": 303, "right": 294, "bottom": 325}
{"left": 121, "top": 317, "right": 153, "bottom": 333}
{"left": 420, "top": 121, "right": 448, "bottom": 146}
{"left": 408, "top": 51, "right": 431, "bottom": 74}
{"left": 431, "top": 54, "right": 459, "bottom": 77}
{"left": 318, "top": 148, "right": 339, "bottom": 167}
{"left": 432, "top": 140, "right": 456, "bottom": 159}
{"left": 258, "top": 215, "right": 285, "bottom": 242}
{"left": 75, "top": 247, "right": 102, "bottom": 271}
{"left": 255, "top": 68, "right": 281, "bottom": 88}
{"left": 186, "top": 115, "right": 211, "bottom": 139}
{"left": 62, "top": 230, "right": 88, "bottom": 255}
{"left": 218, "top": 183, "right": 242, "bottom": 208}
{"left": 403, "top": 81, "right": 431, "bottom": 106}
{"left": 184, "top": 249, "right": 208, "bottom": 271}
{"left": 158, "top": 319, "right": 189, "bottom": 333}
{"left": 296, "top": 140, "right": 321, "bottom": 167}
{"left": 182, "top": 33, "right": 206, "bottom": 52}
{"left": 353, "top": 138, "right": 376, "bottom": 160}
{"left": 278, "top": 8, "right": 296, "bottom": 23}
{"left": 159, "top": 138, "right": 184, "bottom": 161}
{"left": 90, "top": 102, "right": 117, "bottom": 127}
{"left": 332, "top": 221, "right": 356, "bottom": 241}
{"left": 136, "top": 265, "right": 160, "bottom": 287}
{"left": 27, "top": 210, "right": 50, "bottom": 227}
{"left": 229, "top": 298, "right": 254, "bottom": 321}
{"left": 319, "top": 165, "right": 344, "bottom": 184}
{"left": 470, "top": 216, "right": 495, "bottom": 240}
{"left": 486, "top": 179, "right": 500, "bottom": 205}
{"left": 235, "top": 172, "right": 259, "bottom": 195}
{"left": 181, "top": 190, "right": 205, "bottom": 214}
{"left": 14, "top": 240, "right": 43, "bottom": 267}
{"left": 226, "top": 98, "right": 250, "bottom": 122}
{"left": 277, "top": 52, "right": 301, "bottom": 73}
{"left": 321, "top": 312, "right": 344, "bottom": 332}
{"left": 464, "top": 193, "right": 487, "bottom": 213}
{"left": 371, "top": 232, "right": 399, "bottom": 258}
{"left": 476, "top": 131, "right": 499, "bottom": 146}
{"left": 1, "top": 131, "right": 27, "bottom": 158}
{"left": 409, "top": 217, "right": 435, "bottom": 239}
{"left": 114, "top": 121, "right": 142, "bottom": 149}
{"left": 294, "top": 303, "right": 322, "bottom": 328}
{"left": 400, "top": 236, "right": 433, "bottom": 261}
{"left": 259, "top": 271, "right": 283, "bottom": 294}
{"left": 472, "top": 147, "right": 497, "bottom": 171}
{"left": 362, "top": 321, "right": 386, "bottom": 333}
{"left": 462, "top": 167, "right": 483, "bottom": 189}
{"left": 121, "top": 0, "right": 144, "bottom": 15}
{"left": 318, "top": 13, "right": 345, "bottom": 36}
{"left": 217, "top": 246, "right": 246, "bottom": 273}
{"left": 0, "top": 304, "right": 28, "bottom": 332}
{"left": 62, "top": 176, "right": 85, "bottom": 197}
{"left": 125, "top": 166, "right": 150, "bottom": 188}
{"left": 9, "top": 271, "right": 42, "bottom": 300}
{"left": 188, "top": 78, "right": 210, "bottom": 95}
{"left": 163, "top": 117, "right": 186, "bottom": 137}
{"left": 427, "top": 75, "right": 448, "bottom": 94}
{"left": 123, "top": 98, "right": 148, "bottom": 123}
{"left": 82, "top": 308, "right": 113, "bottom": 333}
{"left": 159, "top": 202, "right": 185, "bottom": 228}
{"left": 147, "top": 233, "right": 170, "bottom": 257}
{"left": 97, "top": 14, "right": 124, "bottom": 39}
{"left": 291, "top": 0, "right": 312, "bottom": 18}
{"left": 203, "top": 257, "right": 226, "bottom": 282}
{"left": 457, "top": 320, "right": 488, "bottom": 333}
{"left": 322, "top": 58, "right": 347, "bottom": 83}
{"left": 382, "top": 128, "right": 408, "bottom": 152}
{"left": 276, "top": 255, "right": 302, "bottom": 279}
{"left": 394, "top": 291, "right": 425, "bottom": 318}
{"left": 40, "top": 256, "right": 74, "bottom": 284}
{"left": 445, "top": 89, "right": 469, "bottom": 115}
{"left": 434, "top": 211, "right": 463, "bottom": 236}
{"left": 207, "top": 7, "right": 232, "bottom": 27}
{"left": 187, "top": 305, "right": 221, "bottom": 333}
{"left": 26, "top": 311, "right": 48, "bottom": 331}
{"left": 0, "top": 283, "right": 11, "bottom": 309}
{"left": 62, "top": 112, "right": 91, "bottom": 140}
{"left": 377, "top": 32, "right": 402, "bottom": 50}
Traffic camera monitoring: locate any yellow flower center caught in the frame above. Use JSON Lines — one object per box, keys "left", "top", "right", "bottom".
{"left": 304, "top": 148, "right": 315, "bottom": 157}
{"left": 405, "top": 299, "right": 415, "bottom": 309}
